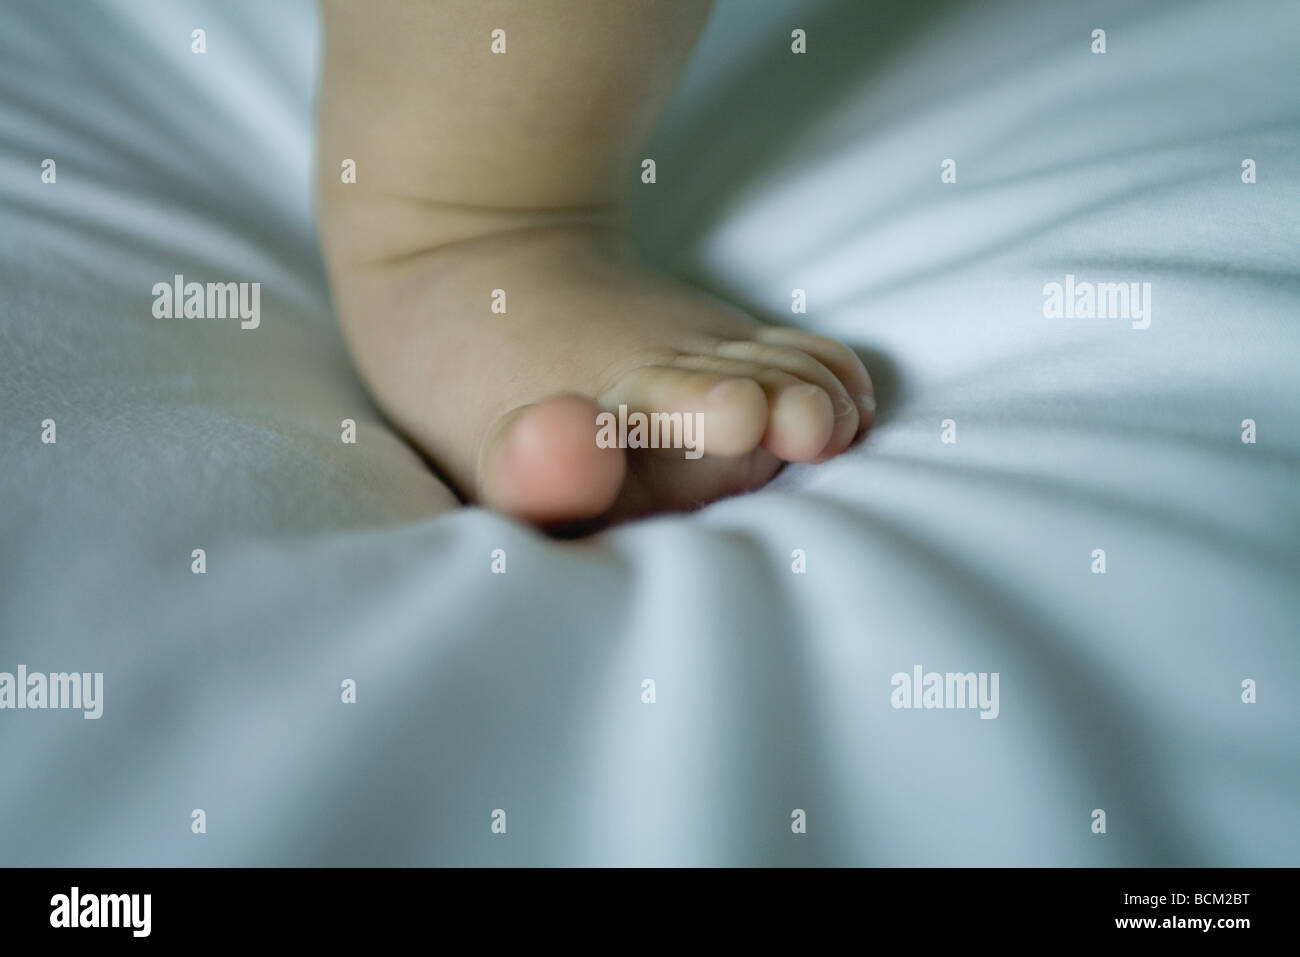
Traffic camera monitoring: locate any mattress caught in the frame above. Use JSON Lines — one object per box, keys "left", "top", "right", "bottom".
{"left": 0, "top": 0, "right": 1296, "bottom": 865}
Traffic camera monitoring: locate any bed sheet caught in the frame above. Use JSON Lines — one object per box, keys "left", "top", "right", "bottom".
{"left": 0, "top": 0, "right": 1296, "bottom": 865}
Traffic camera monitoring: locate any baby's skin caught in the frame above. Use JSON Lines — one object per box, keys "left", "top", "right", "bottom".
{"left": 316, "top": 0, "right": 874, "bottom": 526}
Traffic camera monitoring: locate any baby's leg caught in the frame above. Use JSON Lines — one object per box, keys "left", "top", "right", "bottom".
{"left": 317, "top": 0, "right": 874, "bottom": 525}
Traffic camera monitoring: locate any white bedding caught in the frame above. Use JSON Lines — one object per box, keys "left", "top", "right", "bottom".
{"left": 1, "top": 0, "right": 1297, "bottom": 865}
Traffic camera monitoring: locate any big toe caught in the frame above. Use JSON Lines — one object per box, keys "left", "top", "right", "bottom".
{"left": 478, "top": 394, "right": 626, "bottom": 524}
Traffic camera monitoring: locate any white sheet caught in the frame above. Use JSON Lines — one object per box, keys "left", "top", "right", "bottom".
{"left": 1, "top": 0, "right": 1297, "bottom": 865}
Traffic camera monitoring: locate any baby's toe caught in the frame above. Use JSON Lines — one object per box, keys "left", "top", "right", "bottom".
{"left": 763, "top": 381, "right": 836, "bottom": 461}
{"left": 711, "top": 339, "right": 860, "bottom": 456}
{"left": 755, "top": 327, "right": 875, "bottom": 431}
{"left": 671, "top": 354, "right": 837, "bottom": 462}
{"left": 599, "top": 365, "right": 768, "bottom": 458}
{"left": 478, "top": 394, "right": 625, "bottom": 524}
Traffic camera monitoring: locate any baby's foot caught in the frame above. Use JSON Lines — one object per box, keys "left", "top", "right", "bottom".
{"left": 324, "top": 226, "right": 874, "bottom": 526}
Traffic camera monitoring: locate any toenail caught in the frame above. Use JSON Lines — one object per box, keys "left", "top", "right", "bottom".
{"left": 833, "top": 394, "right": 856, "bottom": 418}
{"left": 856, "top": 393, "right": 877, "bottom": 415}
{"left": 708, "top": 378, "right": 759, "bottom": 404}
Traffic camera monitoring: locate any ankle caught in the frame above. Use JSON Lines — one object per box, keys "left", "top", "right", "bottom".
{"left": 317, "top": 172, "right": 629, "bottom": 272}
